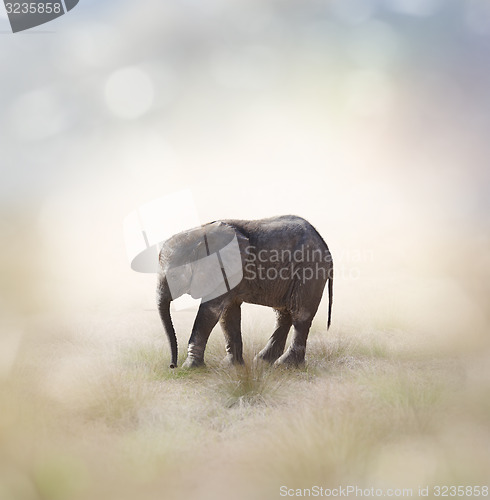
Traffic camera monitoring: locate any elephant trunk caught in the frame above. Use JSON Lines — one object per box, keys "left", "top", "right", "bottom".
{"left": 157, "top": 285, "right": 178, "bottom": 368}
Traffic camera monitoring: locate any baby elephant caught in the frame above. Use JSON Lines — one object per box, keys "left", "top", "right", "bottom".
{"left": 157, "top": 215, "right": 333, "bottom": 368}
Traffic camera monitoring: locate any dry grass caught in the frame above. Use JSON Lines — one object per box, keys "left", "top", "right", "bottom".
{"left": 0, "top": 311, "right": 489, "bottom": 500}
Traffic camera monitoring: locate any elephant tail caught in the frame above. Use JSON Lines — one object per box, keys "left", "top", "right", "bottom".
{"left": 327, "top": 268, "right": 333, "bottom": 330}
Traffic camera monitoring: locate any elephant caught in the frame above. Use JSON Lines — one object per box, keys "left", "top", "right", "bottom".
{"left": 156, "top": 215, "right": 333, "bottom": 369}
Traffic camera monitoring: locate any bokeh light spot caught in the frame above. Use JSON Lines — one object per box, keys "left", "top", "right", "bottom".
{"left": 105, "top": 67, "right": 154, "bottom": 119}
{"left": 11, "top": 88, "right": 67, "bottom": 141}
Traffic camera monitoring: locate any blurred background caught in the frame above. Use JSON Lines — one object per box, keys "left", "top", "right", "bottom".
{"left": 1, "top": 0, "right": 489, "bottom": 351}
{"left": 1, "top": 2, "right": 490, "bottom": 499}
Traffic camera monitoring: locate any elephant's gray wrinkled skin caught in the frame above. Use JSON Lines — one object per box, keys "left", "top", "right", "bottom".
{"left": 156, "top": 215, "right": 333, "bottom": 369}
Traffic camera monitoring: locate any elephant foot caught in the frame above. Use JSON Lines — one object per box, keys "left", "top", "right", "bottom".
{"left": 274, "top": 347, "right": 306, "bottom": 368}
{"left": 222, "top": 353, "right": 244, "bottom": 367}
{"left": 255, "top": 348, "right": 281, "bottom": 364}
{"left": 182, "top": 357, "right": 205, "bottom": 369}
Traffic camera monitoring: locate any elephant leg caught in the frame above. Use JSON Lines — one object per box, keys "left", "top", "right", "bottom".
{"left": 182, "top": 302, "right": 222, "bottom": 368}
{"left": 274, "top": 313, "right": 313, "bottom": 367}
{"left": 256, "top": 310, "right": 292, "bottom": 363}
{"left": 219, "top": 303, "right": 243, "bottom": 365}
{"left": 219, "top": 302, "right": 244, "bottom": 365}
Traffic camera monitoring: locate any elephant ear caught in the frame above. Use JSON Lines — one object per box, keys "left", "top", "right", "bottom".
{"left": 189, "top": 253, "right": 227, "bottom": 299}
{"left": 165, "top": 262, "right": 192, "bottom": 300}
{"left": 188, "top": 222, "right": 248, "bottom": 301}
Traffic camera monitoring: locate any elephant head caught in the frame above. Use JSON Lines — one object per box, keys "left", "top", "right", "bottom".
{"left": 156, "top": 222, "right": 248, "bottom": 368}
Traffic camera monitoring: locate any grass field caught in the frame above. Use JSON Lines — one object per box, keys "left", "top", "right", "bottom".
{"left": 2, "top": 1, "right": 490, "bottom": 498}
{"left": 1, "top": 304, "right": 489, "bottom": 500}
